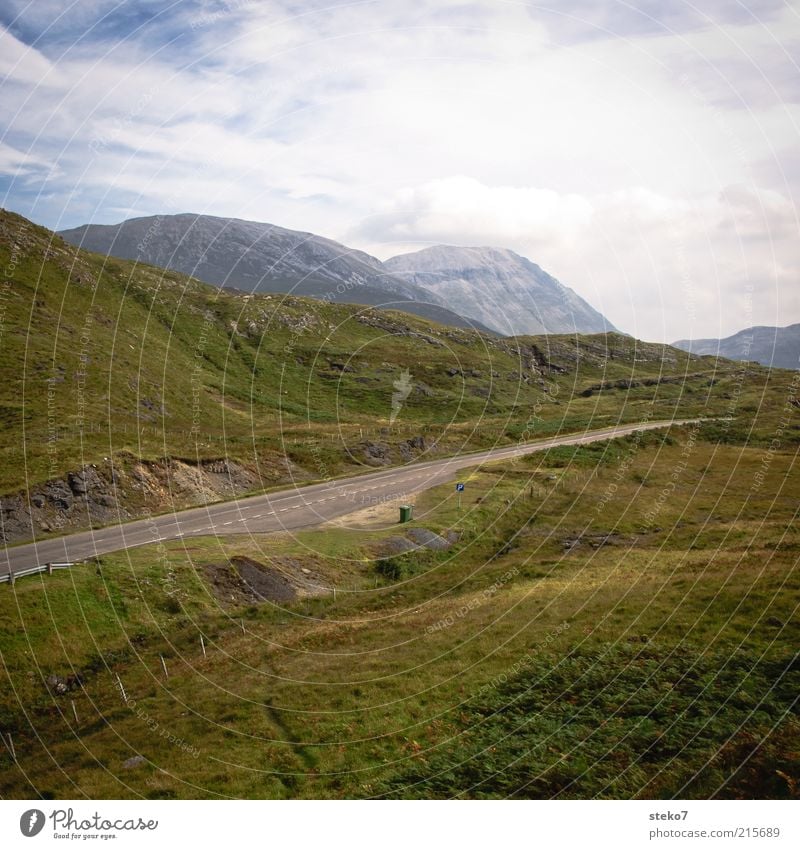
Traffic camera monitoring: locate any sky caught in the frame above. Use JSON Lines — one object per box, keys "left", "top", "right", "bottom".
{"left": 0, "top": 0, "right": 798, "bottom": 342}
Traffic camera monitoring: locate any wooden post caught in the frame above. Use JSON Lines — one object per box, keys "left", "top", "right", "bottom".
{"left": 240, "top": 619, "right": 245, "bottom": 635}
{"left": 48, "top": 563, "right": 53, "bottom": 576}
{"left": 115, "top": 674, "right": 127, "bottom": 704}
{"left": 7, "top": 733, "right": 16, "bottom": 761}
{"left": 71, "top": 700, "right": 79, "bottom": 724}
{"left": 332, "top": 586, "right": 336, "bottom": 601}
{"left": 160, "top": 655, "right": 168, "bottom": 677}
{"left": 200, "top": 635, "right": 206, "bottom": 658}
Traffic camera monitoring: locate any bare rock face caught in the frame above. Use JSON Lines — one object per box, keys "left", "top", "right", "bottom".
{"left": 0, "top": 453, "right": 297, "bottom": 546}
{"left": 361, "top": 441, "right": 391, "bottom": 466}
{"left": 68, "top": 467, "right": 103, "bottom": 495}
{"left": 385, "top": 245, "right": 616, "bottom": 336}
{"left": 58, "top": 214, "right": 491, "bottom": 332}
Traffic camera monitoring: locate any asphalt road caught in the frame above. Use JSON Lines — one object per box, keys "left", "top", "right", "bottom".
{"left": 0, "top": 419, "right": 697, "bottom": 577}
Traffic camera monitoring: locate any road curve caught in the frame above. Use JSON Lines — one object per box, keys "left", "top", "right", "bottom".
{"left": 0, "top": 419, "right": 697, "bottom": 577}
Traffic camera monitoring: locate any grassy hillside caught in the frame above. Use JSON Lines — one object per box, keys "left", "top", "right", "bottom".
{"left": 0, "top": 208, "right": 776, "bottom": 544}
{"left": 0, "top": 423, "right": 797, "bottom": 798}
{"left": 1, "top": 208, "right": 798, "bottom": 799}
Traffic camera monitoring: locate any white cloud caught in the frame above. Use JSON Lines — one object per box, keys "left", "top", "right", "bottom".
{"left": 0, "top": 1, "right": 797, "bottom": 341}
{"left": 0, "top": 27, "right": 55, "bottom": 85}
{"left": 357, "top": 176, "right": 593, "bottom": 249}
{"left": 354, "top": 175, "right": 798, "bottom": 343}
{"left": 0, "top": 141, "right": 52, "bottom": 175}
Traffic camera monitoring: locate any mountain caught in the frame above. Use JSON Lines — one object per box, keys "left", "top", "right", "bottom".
{"left": 384, "top": 245, "right": 616, "bottom": 336}
{"left": 672, "top": 324, "right": 800, "bottom": 370}
{"left": 2, "top": 207, "right": 721, "bottom": 546}
{"left": 58, "top": 214, "right": 494, "bottom": 333}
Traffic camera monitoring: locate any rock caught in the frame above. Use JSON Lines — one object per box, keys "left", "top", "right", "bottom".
{"left": 68, "top": 466, "right": 105, "bottom": 497}
{"left": 362, "top": 441, "right": 391, "bottom": 465}
{"left": 446, "top": 367, "right": 460, "bottom": 377}
{"left": 122, "top": 755, "right": 147, "bottom": 770}
{"left": 31, "top": 494, "right": 45, "bottom": 508}
{"left": 68, "top": 471, "right": 88, "bottom": 495}
{"left": 46, "top": 674, "right": 69, "bottom": 695}
{"left": 406, "top": 435, "right": 425, "bottom": 450}
{"left": 376, "top": 536, "right": 418, "bottom": 556}
{"left": 44, "top": 480, "right": 73, "bottom": 510}
{"left": 406, "top": 528, "right": 452, "bottom": 551}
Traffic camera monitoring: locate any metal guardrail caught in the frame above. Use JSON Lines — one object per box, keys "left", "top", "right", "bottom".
{"left": 0, "top": 562, "right": 74, "bottom": 585}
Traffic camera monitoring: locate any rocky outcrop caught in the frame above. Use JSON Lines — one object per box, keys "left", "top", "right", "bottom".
{"left": 0, "top": 452, "right": 309, "bottom": 546}
{"left": 357, "top": 435, "right": 427, "bottom": 467}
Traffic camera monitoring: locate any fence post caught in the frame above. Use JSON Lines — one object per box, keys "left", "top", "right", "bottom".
{"left": 160, "top": 655, "right": 168, "bottom": 678}
{"left": 48, "top": 563, "right": 53, "bottom": 576}
{"left": 115, "top": 674, "right": 128, "bottom": 705}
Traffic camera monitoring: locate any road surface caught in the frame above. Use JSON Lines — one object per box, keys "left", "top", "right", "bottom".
{"left": 0, "top": 419, "right": 697, "bottom": 577}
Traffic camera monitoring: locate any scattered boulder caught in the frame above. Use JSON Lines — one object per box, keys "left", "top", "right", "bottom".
{"left": 202, "top": 555, "right": 328, "bottom": 605}
{"left": 46, "top": 674, "right": 69, "bottom": 696}
{"left": 232, "top": 556, "right": 296, "bottom": 603}
{"left": 406, "top": 528, "right": 452, "bottom": 551}
{"left": 68, "top": 468, "right": 100, "bottom": 495}
{"left": 361, "top": 441, "right": 391, "bottom": 465}
{"left": 44, "top": 673, "right": 82, "bottom": 695}
{"left": 122, "top": 755, "right": 147, "bottom": 770}
{"left": 44, "top": 480, "right": 73, "bottom": 510}
{"left": 375, "top": 536, "right": 418, "bottom": 557}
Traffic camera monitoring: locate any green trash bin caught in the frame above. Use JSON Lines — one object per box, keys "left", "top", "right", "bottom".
{"left": 399, "top": 505, "right": 413, "bottom": 523}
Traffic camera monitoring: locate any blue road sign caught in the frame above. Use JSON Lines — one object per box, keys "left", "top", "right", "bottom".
{"left": 456, "top": 483, "right": 465, "bottom": 492}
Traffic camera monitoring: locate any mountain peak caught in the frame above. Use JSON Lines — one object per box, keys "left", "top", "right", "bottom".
{"left": 385, "top": 245, "right": 613, "bottom": 336}
{"left": 58, "top": 213, "right": 617, "bottom": 338}
{"left": 672, "top": 323, "right": 800, "bottom": 369}
{"left": 57, "top": 213, "right": 496, "bottom": 333}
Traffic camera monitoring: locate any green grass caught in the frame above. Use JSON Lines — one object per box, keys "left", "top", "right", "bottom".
{"left": 0, "top": 423, "right": 797, "bottom": 798}
{"left": 1, "top": 208, "right": 778, "bottom": 523}
{"left": 1, "top": 208, "right": 797, "bottom": 799}
{"left": 381, "top": 645, "right": 799, "bottom": 799}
